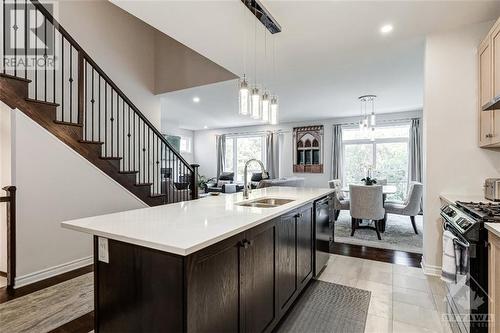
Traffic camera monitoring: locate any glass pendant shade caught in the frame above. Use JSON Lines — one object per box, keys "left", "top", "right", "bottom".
{"left": 270, "top": 96, "right": 279, "bottom": 125}
{"left": 238, "top": 77, "right": 250, "bottom": 116}
{"left": 261, "top": 92, "right": 270, "bottom": 122}
{"left": 370, "top": 112, "right": 376, "bottom": 126}
{"left": 370, "top": 127, "right": 375, "bottom": 142}
{"left": 251, "top": 87, "right": 261, "bottom": 119}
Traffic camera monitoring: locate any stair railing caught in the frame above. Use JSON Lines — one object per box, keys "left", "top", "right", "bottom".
{"left": 1, "top": 0, "right": 198, "bottom": 203}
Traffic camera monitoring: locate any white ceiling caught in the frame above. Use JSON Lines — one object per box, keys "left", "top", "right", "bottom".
{"left": 111, "top": 0, "right": 500, "bottom": 130}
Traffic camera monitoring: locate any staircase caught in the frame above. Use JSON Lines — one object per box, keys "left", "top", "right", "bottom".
{"left": 0, "top": 0, "right": 198, "bottom": 206}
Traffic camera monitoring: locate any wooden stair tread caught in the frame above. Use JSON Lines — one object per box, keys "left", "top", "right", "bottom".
{"left": 54, "top": 120, "right": 83, "bottom": 127}
{"left": 150, "top": 194, "right": 166, "bottom": 198}
{"left": 25, "top": 98, "right": 60, "bottom": 107}
{"left": 100, "top": 156, "right": 122, "bottom": 160}
{"left": 0, "top": 73, "right": 32, "bottom": 83}
{"left": 79, "top": 140, "right": 104, "bottom": 145}
{"left": 119, "top": 171, "right": 139, "bottom": 174}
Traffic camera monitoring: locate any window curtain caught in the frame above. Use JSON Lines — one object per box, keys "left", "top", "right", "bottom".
{"left": 266, "top": 132, "right": 280, "bottom": 179}
{"left": 216, "top": 134, "right": 226, "bottom": 179}
{"left": 408, "top": 118, "right": 423, "bottom": 183}
{"left": 331, "top": 124, "right": 343, "bottom": 181}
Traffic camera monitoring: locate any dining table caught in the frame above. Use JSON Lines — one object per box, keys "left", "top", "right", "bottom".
{"left": 339, "top": 184, "right": 398, "bottom": 232}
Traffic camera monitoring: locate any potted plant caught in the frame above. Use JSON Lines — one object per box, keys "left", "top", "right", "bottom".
{"left": 361, "top": 165, "right": 377, "bottom": 185}
{"left": 197, "top": 175, "right": 209, "bottom": 191}
{"left": 361, "top": 177, "right": 377, "bottom": 185}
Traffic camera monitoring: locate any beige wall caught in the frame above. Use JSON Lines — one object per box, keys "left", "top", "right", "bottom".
{"left": 154, "top": 31, "right": 237, "bottom": 94}
{"left": 55, "top": 0, "right": 160, "bottom": 127}
{"left": 0, "top": 102, "right": 12, "bottom": 273}
{"left": 12, "top": 110, "right": 147, "bottom": 285}
{"left": 423, "top": 21, "right": 500, "bottom": 273}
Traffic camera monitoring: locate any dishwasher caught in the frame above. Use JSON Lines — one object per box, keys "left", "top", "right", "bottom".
{"left": 314, "top": 195, "right": 334, "bottom": 276}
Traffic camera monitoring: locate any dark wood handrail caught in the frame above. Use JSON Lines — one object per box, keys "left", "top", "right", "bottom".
{"left": 1, "top": 186, "right": 16, "bottom": 289}
{"left": 30, "top": 0, "right": 194, "bottom": 173}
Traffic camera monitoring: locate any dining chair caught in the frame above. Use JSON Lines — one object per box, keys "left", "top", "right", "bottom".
{"left": 384, "top": 182, "right": 423, "bottom": 234}
{"left": 328, "top": 179, "right": 350, "bottom": 220}
{"left": 349, "top": 185, "right": 385, "bottom": 240}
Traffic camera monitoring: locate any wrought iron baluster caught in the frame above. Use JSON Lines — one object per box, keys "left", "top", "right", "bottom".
{"left": 84, "top": 60, "right": 87, "bottom": 139}
{"left": 128, "top": 106, "right": 131, "bottom": 172}
{"left": 44, "top": 16, "right": 47, "bottom": 101}
{"left": 24, "top": 0, "right": 27, "bottom": 79}
{"left": 110, "top": 90, "right": 114, "bottom": 157}
{"left": 122, "top": 99, "right": 125, "bottom": 167}
{"left": 61, "top": 38, "right": 65, "bottom": 122}
{"left": 52, "top": 21, "right": 55, "bottom": 103}
{"left": 116, "top": 93, "right": 119, "bottom": 162}
{"left": 14, "top": 0, "right": 17, "bottom": 76}
{"left": 91, "top": 68, "right": 94, "bottom": 141}
{"left": 34, "top": 9, "right": 37, "bottom": 99}
{"left": 98, "top": 75, "right": 101, "bottom": 141}
{"left": 104, "top": 82, "right": 107, "bottom": 156}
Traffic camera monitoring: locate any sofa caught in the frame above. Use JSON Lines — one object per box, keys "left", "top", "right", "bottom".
{"left": 256, "top": 177, "right": 305, "bottom": 188}
{"left": 204, "top": 172, "right": 244, "bottom": 193}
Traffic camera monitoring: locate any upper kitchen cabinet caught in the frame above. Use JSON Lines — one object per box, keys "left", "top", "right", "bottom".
{"left": 479, "top": 17, "right": 500, "bottom": 148}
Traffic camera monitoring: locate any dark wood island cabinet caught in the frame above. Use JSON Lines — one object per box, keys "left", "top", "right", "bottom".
{"left": 93, "top": 201, "right": 320, "bottom": 333}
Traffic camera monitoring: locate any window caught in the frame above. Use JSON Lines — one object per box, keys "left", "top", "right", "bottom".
{"left": 179, "top": 137, "right": 191, "bottom": 153}
{"left": 342, "top": 124, "right": 410, "bottom": 200}
{"left": 225, "top": 135, "right": 266, "bottom": 182}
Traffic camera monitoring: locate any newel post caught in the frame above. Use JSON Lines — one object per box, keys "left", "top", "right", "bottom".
{"left": 190, "top": 164, "right": 199, "bottom": 200}
{"left": 2, "top": 186, "right": 16, "bottom": 289}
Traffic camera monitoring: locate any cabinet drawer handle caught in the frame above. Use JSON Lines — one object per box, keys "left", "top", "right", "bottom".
{"left": 240, "top": 240, "right": 252, "bottom": 249}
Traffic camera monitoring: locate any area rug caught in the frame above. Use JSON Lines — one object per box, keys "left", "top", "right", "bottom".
{"left": 276, "top": 280, "right": 370, "bottom": 333}
{"left": 335, "top": 211, "right": 423, "bottom": 253}
{"left": 0, "top": 273, "right": 93, "bottom": 333}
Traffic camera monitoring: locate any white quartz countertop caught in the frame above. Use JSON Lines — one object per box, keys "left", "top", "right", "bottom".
{"left": 486, "top": 223, "right": 500, "bottom": 239}
{"left": 439, "top": 193, "right": 496, "bottom": 205}
{"left": 61, "top": 187, "right": 334, "bottom": 256}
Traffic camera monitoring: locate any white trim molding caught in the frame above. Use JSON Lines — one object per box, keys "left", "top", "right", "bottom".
{"left": 14, "top": 256, "right": 92, "bottom": 289}
{"left": 421, "top": 256, "right": 442, "bottom": 277}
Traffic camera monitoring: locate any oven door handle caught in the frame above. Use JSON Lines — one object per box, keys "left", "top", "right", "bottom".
{"left": 442, "top": 221, "right": 470, "bottom": 248}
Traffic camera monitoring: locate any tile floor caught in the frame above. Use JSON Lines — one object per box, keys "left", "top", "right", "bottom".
{"left": 317, "top": 254, "right": 451, "bottom": 333}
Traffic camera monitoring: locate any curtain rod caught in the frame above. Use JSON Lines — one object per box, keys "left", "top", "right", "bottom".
{"left": 223, "top": 129, "right": 291, "bottom": 136}
{"left": 338, "top": 117, "right": 418, "bottom": 127}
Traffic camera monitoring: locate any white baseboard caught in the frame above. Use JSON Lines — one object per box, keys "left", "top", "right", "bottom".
{"left": 421, "top": 257, "right": 442, "bottom": 276}
{"left": 14, "top": 256, "right": 92, "bottom": 289}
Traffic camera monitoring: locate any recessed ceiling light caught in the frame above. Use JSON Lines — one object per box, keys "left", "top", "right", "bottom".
{"left": 380, "top": 24, "right": 393, "bottom": 35}
{"left": 203, "top": 125, "right": 208, "bottom": 129}
{"left": 193, "top": 97, "right": 200, "bottom": 103}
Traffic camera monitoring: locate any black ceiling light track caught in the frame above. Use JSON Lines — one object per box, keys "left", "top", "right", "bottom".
{"left": 241, "top": 0, "right": 282, "bottom": 34}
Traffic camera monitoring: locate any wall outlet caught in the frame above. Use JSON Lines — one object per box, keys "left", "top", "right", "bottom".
{"left": 98, "top": 237, "right": 109, "bottom": 263}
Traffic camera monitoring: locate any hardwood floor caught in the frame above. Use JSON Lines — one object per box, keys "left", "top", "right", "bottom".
{"left": 0, "top": 265, "right": 93, "bottom": 304}
{"left": 49, "top": 311, "right": 94, "bottom": 333}
{"left": 330, "top": 242, "right": 422, "bottom": 268}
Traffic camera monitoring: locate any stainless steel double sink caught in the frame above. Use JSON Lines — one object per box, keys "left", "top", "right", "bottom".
{"left": 236, "top": 198, "right": 294, "bottom": 208}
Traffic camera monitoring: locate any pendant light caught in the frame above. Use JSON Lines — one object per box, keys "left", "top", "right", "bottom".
{"left": 250, "top": 2, "right": 261, "bottom": 120}
{"left": 358, "top": 95, "right": 377, "bottom": 135}
{"left": 262, "top": 92, "right": 270, "bottom": 122}
{"left": 239, "top": 75, "right": 250, "bottom": 116}
{"left": 270, "top": 96, "right": 278, "bottom": 125}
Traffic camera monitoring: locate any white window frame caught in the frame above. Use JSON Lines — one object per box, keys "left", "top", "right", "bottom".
{"left": 179, "top": 136, "right": 192, "bottom": 154}
{"left": 341, "top": 123, "right": 410, "bottom": 186}
{"left": 225, "top": 134, "right": 267, "bottom": 182}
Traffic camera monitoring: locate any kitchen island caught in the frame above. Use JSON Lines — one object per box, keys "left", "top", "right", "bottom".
{"left": 62, "top": 187, "right": 334, "bottom": 333}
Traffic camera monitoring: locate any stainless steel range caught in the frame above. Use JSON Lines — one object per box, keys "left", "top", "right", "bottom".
{"left": 440, "top": 201, "right": 500, "bottom": 333}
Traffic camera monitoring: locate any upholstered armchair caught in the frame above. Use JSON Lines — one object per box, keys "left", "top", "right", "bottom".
{"left": 384, "top": 182, "right": 423, "bottom": 234}
{"left": 328, "top": 179, "right": 350, "bottom": 220}
{"left": 349, "top": 185, "right": 385, "bottom": 240}
{"left": 204, "top": 172, "right": 236, "bottom": 193}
